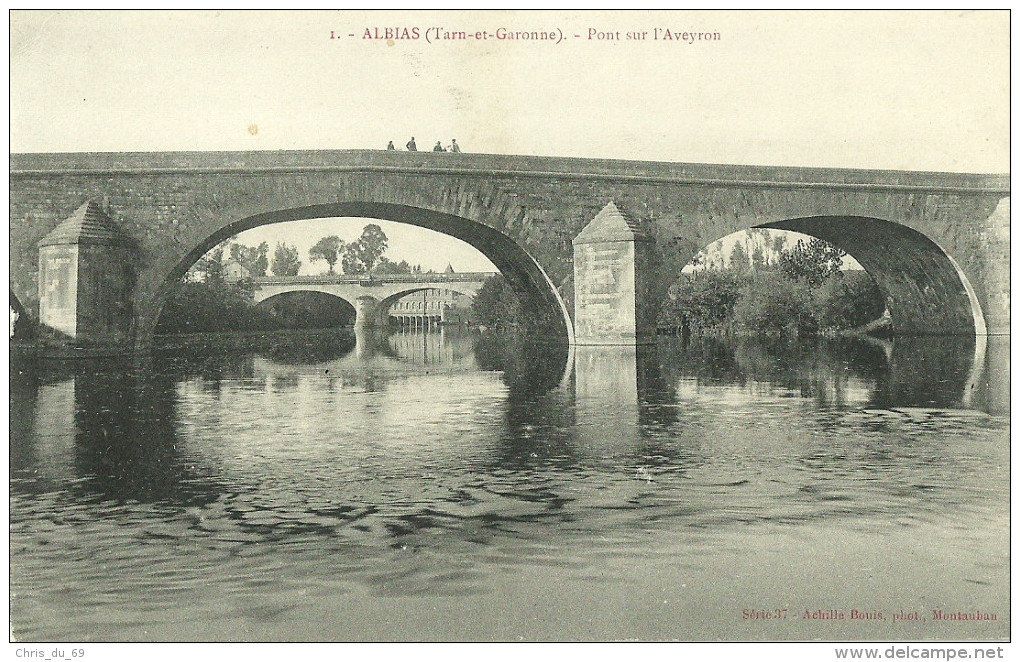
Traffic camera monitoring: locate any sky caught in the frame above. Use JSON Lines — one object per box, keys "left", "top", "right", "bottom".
{"left": 231, "top": 218, "right": 497, "bottom": 274}
{"left": 9, "top": 10, "right": 1009, "bottom": 273}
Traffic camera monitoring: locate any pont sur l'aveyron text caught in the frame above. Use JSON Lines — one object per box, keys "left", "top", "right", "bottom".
{"left": 331, "top": 26, "right": 722, "bottom": 45}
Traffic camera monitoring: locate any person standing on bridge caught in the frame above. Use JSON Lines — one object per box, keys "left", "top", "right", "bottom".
{"left": 406, "top": 137, "right": 417, "bottom": 151}
{"left": 433, "top": 141, "right": 445, "bottom": 152}
{"left": 449, "top": 139, "right": 461, "bottom": 153}
{"left": 386, "top": 141, "right": 395, "bottom": 150}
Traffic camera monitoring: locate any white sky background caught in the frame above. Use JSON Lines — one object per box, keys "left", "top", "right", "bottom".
{"left": 9, "top": 10, "right": 1009, "bottom": 274}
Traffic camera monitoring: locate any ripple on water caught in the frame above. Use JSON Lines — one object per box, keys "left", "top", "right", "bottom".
{"left": 9, "top": 334, "right": 1009, "bottom": 641}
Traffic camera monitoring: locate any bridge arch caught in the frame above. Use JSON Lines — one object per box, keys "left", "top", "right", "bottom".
{"left": 690, "top": 216, "right": 986, "bottom": 336}
{"left": 150, "top": 202, "right": 572, "bottom": 347}
{"left": 253, "top": 289, "right": 359, "bottom": 328}
{"left": 253, "top": 287, "right": 356, "bottom": 308}
{"left": 378, "top": 286, "right": 478, "bottom": 310}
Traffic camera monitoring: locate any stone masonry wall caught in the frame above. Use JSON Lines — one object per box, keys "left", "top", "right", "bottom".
{"left": 9, "top": 151, "right": 1009, "bottom": 347}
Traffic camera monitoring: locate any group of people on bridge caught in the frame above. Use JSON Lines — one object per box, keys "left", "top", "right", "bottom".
{"left": 387, "top": 137, "right": 461, "bottom": 153}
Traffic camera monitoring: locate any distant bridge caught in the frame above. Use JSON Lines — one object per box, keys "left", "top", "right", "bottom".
{"left": 244, "top": 271, "right": 495, "bottom": 328}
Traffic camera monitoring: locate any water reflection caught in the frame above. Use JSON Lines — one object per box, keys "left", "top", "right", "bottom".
{"left": 473, "top": 331, "right": 569, "bottom": 396}
{"left": 10, "top": 359, "right": 224, "bottom": 505}
{"left": 9, "top": 329, "right": 1009, "bottom": 642}
{"left": 631, "top": 334, "right": 1004, "bottom": 413}
{"left": 12, "top": 331, "right": 1003, "bottom": 508}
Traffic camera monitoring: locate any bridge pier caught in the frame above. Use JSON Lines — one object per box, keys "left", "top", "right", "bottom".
{"left": 36, "top": 201, "right": 138, "bottom": 354}
{"left": 572, "top": 202, "right": 657, "bottom": 345}
{"left": 353, "top": 295, "right": 383, "bottom": 329}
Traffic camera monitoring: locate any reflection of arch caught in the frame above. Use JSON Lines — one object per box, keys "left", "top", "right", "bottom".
{"left": 696, "top": 216, "right": 984, "bottom": 336}
{"left": 150, "top": 203, "right": 571, "bottom": 347}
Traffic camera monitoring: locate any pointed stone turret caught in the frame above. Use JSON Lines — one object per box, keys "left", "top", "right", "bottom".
{"left": 38, "top": 201, "right": 138, "bottom": 349}
{"left": 39, "top": 201, "right": 136, "bottom": 248}
{"left": 571, "top": 201, "right": 650, "bottom": 244}
{"left": 572, "top": 202, "right": 655, "bottom": 345}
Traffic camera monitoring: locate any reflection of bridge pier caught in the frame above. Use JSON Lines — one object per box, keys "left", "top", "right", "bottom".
{"left": 573, "top": 344, "right": 666, "bottom": 452}
{"left": 10, "top": 359, "right": 212, "bottom": 502}
{"left": 353, "top": 325, "right": 388, "bottom": 358}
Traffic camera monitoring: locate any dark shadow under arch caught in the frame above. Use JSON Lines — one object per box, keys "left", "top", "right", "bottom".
{"left": 255, "top": 290, "right": 357, "bottom": 329}
{"left": 149, "top": 203, "right": 571, "bottom": 347}
{"left": 256, "top": 290, "right": 357, "bottom": 308}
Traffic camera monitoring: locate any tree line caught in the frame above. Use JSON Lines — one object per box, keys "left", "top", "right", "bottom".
{"left": 185, "top": 223, "right": 424, "bottom": 281}
{"left": 159, "top": 224, "right": 427, "bottom": 335}
{"left": 660, "top": 235, "right": 886, "bottom": 337}
{"left": 469, "top": 232, "right": 887, "bottom": 338}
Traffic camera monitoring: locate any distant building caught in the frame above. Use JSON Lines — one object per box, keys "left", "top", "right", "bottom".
{"left": 222, "top": 258, "right": 252, "bottom": 280}
{"left": 388, "top": 287, "right": 475, "bottom": 327}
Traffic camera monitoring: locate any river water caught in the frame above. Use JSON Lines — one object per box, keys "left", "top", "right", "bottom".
{"left": 9, "top": 329, "right": 1009, "bottom": 642}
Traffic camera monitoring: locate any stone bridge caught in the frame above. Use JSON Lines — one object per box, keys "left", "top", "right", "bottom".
{"left": 9, "top": 150, "right": 1009, "bottom": 352}
{"left": 244, "top": 272, "right": 494, "bottom": 328}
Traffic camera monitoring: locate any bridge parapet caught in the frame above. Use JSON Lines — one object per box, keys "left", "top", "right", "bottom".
{"left": 245, "top": 272, "right": 496, "bottom": 287}
{"left": 10, "top": 150, "right": 1008, "bottom": 194}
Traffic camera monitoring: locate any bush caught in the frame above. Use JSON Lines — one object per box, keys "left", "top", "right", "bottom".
{"left": 813, "top": 270, "right": 886, "bottom": 330}
{"left": 156, "top": 281, "right": 279, "bottom": 334}
{"left": 659, "top": 271, "right": 746, "bottom": 334}
{"left": 732, "top": 272, "right": 818, "bottom": 335}
{"left": 470, "top": 275, "right": 524, "bottom": 328}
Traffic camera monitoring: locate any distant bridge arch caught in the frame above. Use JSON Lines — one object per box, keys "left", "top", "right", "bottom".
{"left": 247, "top": 272, "right": 492, "bottom": 306}
{"left": 246, "top": 272, "right": 494, "bottom": 328}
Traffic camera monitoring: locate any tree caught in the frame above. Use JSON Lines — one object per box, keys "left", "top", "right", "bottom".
{"left": 341, "top": 246, "right": 363, "bottom": 275}
{"left": 728, "top": 242, "right": 750, "bottom": 274}
{"left": 470, "top": 275, "right": 524, "bottom": 328}
{"left": 155, "top": 279, "right": 278, "bottom": 334}
{"left": 373, "top": 257, "right": 415, "bottom": 274}
{"left": 342, "top": 224, "right": 389, "bottom": 274}
{"left": 308, "top": 235, "right": 344, "bottom": 274}
{"left": 751, "top": 244, "right": 767, "bottom": 272}
{"left": 744, "top": 227, "right": 779, "bottom": 271}
{"left": 733, "top": 272, "right": 818, "bottom": 336}
{"left": 271, "top": 242, "right": 302, "bottom": 276}
{"left": 813, "top": 270, "right": 886, "bottom": 330}
{"left": 770, "top": 234, "right": 789, "bottom": 264}
{"left": 228, "top": 241, "right": 269, "bottom": 277}
{"left": 659, "top": 271, "right": 746, "bottom": 334}
{"left": 192, "top": 246, "right": 226, "bottom": 284}
{"left": 778, "top": 237, "right": 845, "bottom": 286}
{"left": 251, "top": 242, "right": 270, "bottom": 276}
